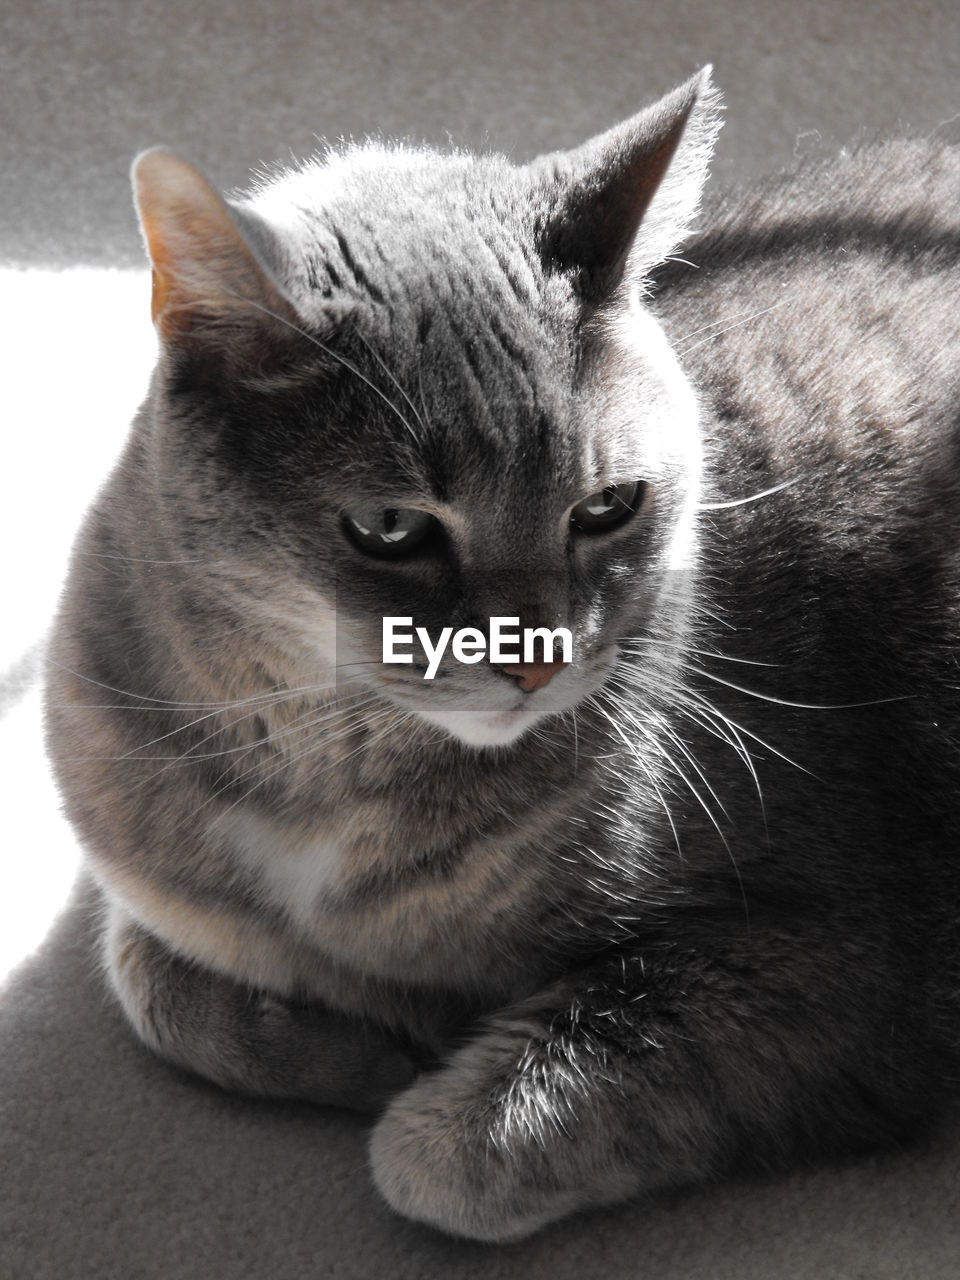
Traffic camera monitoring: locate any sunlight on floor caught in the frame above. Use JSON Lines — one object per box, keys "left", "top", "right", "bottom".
{"left": 0, "top": 685, "right": 83, "bottom": 983}
{"left": 0, "top": 266, "right": 156, "bottom": 670}
{"left": 1, "top": 267, "right": 156, "bottom": 983}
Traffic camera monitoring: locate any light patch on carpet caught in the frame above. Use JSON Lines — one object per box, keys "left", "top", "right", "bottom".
{"left": 0, "top": 266, "right": 156, "bottom": 673}
{"left": 0, "top": 686, "right": 83, "bottom": 983}
{"left": 1, "top": 267, "right": 156, "bottom": 982}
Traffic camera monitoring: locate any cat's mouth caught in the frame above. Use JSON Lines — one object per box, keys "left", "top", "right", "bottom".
{"left": 490, "top": 698, "right": 530, "bottom": 724}
{"left": 412, "top": 700, "right": 546, "bottom": 749}
{"left": 377, "top": 650, "right": 617, "bottom": 750}
{"left": 372, "top": 670, "right": 553, "bottom": 746}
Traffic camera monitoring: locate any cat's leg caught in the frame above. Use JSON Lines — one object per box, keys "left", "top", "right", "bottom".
{"left": 104, "top": 902, "right": 415, "bottom": 1112}
{"left": 370, "top": 938, "right": 929, "bottom": 1240}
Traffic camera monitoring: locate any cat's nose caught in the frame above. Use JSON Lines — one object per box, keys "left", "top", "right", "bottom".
{"left": 499, "top": 661, "right": 569, "bottom": 693}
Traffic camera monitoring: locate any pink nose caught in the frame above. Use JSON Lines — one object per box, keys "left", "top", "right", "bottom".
{"left": 500, "top": 661, "right": 569, "bottom": 693}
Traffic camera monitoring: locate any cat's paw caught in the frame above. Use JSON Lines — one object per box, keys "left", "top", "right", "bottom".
{"left": 370, "top": 1082, "right": 558, "bottom": 1240}
{"left": 255, "top": 996, "right": 417, "bottom": 1112}
{"left": 368, "top": 1032, "right": 596, "bottom": 1242}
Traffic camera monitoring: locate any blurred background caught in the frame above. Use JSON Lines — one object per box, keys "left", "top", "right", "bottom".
{"left": 2, "top": 3, "right": 960, "bottom": 1276}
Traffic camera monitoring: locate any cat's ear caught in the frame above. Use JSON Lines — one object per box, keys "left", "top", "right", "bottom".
{"left": 532, "top": 67, "right": 722, "bottom": 300}
{"left": 132, "top": 148, "right": 300, "bottom": 365}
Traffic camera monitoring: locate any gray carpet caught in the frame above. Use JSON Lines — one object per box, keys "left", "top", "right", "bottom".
{"left": 3, "top": 2, "right": 960, "bottom": 1276}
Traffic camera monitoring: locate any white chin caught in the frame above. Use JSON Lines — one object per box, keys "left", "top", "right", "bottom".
{"left": 416, "top": 704, "right": 540, "bottom": 748}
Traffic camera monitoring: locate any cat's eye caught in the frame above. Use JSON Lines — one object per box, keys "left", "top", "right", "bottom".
{"left": 570, "top": 481, "right": 644, "bottom": 533}
{"left": 343, "top": 505, "right": 436, "bottom": 558}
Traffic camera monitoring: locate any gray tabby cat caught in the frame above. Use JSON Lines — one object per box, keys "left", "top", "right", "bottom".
{"left": 45, "top": 66, "right": 960, "bottom": 1240}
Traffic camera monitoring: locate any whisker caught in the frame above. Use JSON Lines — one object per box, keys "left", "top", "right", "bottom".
{"left": 102, "top": 674, "right": 371, "bottom": 761}
{"left": 677, "top": 700, "right": 769, "bottom": 848}
{"left": 174, "top": 705, "right": 388, "bottom": 835}
{"left": 585, "top": 692, "right": 684, "bottom": 860}
{"left": 353, "top": 329, "right": 425, "bottom": 445}
{"left": 680, "top": 688, "right": 815, "bottom": 779}
{"left": 649, "top": 710, "right": 731, "bottom": 822}
{"left": 45, "top": 656, "right": 350, "bottom": 712}
{"left": 697, "top": 478, "right": 803, "bottom": 511}
{"left": 127, "top": 689, "right": 380, "bottom": 768}
{"left": 203, "top": 705, "right": 411, "bottom": 837}
{"left": 416, "top": 361, "right": 434, "bottom": 437}
{"left": 71, "top": 551, "right": 203, "bottom": 565}
{"left": 617, "top": 637, "right": 781, "bottom": 668}
{"left": 604, "top": 683, "right": 751, "bottom": 934}
{"left": 52, "top": 688, "right": 385, "bottom": 812}
{"left": 687, "top": 664, "right": 914, "bottom": 712}
{"left": 676, "top": 298, "right": 790, "bottom": 354}
{"left": 236, "top": 293, "right": 422, "bottom": 447}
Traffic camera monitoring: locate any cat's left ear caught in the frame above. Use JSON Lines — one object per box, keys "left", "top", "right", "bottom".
{"left": 132, "top": 147, "right": 301, "bottom": 369}
{"left": 531, "top": 67, "right": 722, "bottom": 300}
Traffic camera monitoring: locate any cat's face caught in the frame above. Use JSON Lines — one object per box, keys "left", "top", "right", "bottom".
{"left": 137, "top": 71, "right": 718, "bottom": 748}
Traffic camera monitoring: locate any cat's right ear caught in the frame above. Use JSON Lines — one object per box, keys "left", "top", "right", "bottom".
{"left": 531, "top": 67, "right": 723, "bottom": 302}
{"left": 132, "top": 148, "right": 300, "bottom": 368}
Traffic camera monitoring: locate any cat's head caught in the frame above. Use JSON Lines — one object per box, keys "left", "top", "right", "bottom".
{"left": 132, "top": 69, "right": 721, "bottom": 749}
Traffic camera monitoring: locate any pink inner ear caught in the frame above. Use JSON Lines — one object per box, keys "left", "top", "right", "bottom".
{"left": 133, "top": 147, "right": 295, "bottom": 344}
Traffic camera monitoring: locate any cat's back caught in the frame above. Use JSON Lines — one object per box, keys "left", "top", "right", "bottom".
{"left": 654, "top": 138, "right": 960, "bottom": 502}
{"left": 652, "top": 137, "right": 960, "bottom": 847}
{"left": 673, "top": 136, "right": 960, "bottom": 277}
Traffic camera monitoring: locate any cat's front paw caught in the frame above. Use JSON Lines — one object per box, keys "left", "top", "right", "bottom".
{"left": 369, "top": 1077, "right": 554, "bottom": 1241}
{"left": 368, "top": 1032, "right": 608, "bottom": 1242}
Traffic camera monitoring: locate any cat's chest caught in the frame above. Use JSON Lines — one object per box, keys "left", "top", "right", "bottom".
{"left": 214, "top": 803, "right": 549, "bottom": 984}
{"left": 221, "top": 809, "right": 346, "bottom": 929}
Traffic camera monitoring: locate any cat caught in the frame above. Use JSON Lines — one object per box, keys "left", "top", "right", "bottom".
{"left": 44, "top": 65, "right": 960, "bottom": 1241}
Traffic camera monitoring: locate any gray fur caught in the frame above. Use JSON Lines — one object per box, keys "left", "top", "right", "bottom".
{"left": 45, "top": 68, "right": 960, "bottom": 1240}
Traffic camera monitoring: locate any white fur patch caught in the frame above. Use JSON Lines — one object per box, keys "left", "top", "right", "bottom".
{"left": 214, "top": 808, "right": 345, "bottom": 930}
{"left": 611, "top": 296, "right": 703, "bottom": 572}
